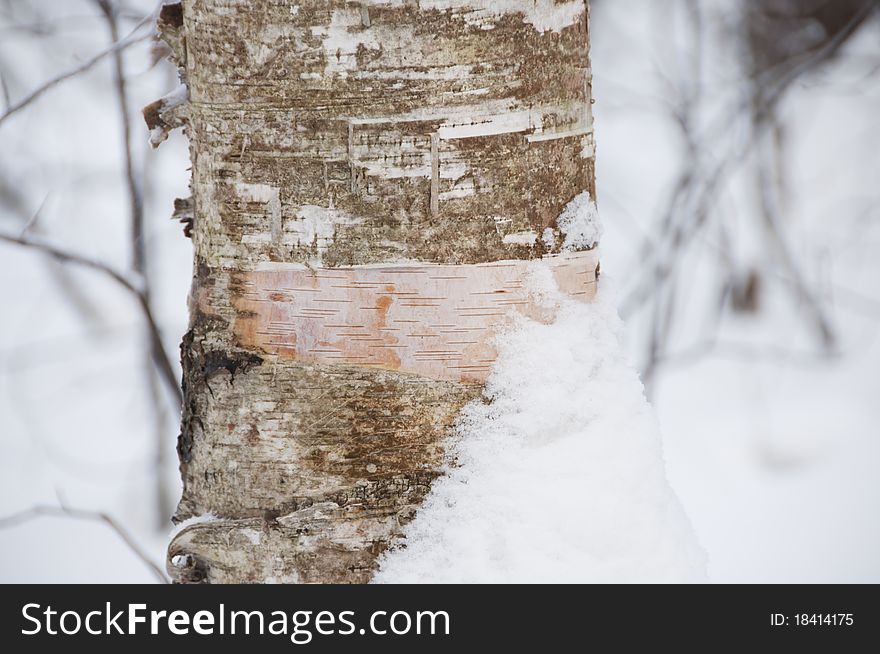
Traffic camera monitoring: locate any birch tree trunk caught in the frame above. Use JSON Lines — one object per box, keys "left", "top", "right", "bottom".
{"left": 153, "top": 0, "right": 598, "bottom": 583}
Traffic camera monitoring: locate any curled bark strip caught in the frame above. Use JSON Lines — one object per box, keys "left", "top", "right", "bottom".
{"left": 157, "top": 1, "right": 186, "bottom": 67}
{"left": 143, "top": 86, "right": 189, "bottom": 147}
{"left": 143, "top": 2, "right": 189, "bottom": 146}
{"left": 171, "top": 196, "right": 194, "bottom": 238}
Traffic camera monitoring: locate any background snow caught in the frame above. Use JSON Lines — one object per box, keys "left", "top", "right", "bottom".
{"left": 0, "top": 0, "right": 190, "bottom": 582}
{"left": 592, "top": 0, "right": 880, "bottom": 582}
{"left": 0, "top": 0, "right": 878, "bottom": 582}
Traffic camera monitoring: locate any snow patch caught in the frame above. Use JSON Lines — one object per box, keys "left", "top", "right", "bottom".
{"left": 160, "top": 84, "right": 187, "bottom": 109}
{"left": 374, "top": 276, "right": 707, "bottom": 583}
{"left": 557, "top": 191, "right": 602, "bottom": 251}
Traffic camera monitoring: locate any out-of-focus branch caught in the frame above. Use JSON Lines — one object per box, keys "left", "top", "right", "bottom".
{"left": 96, "top": 0, "right": 173, "bottom": 526}
{"left": 0, "top": 504, "right": 168, "bottom": 584}
{"left": 624, "top": 1, "right": 876, "bottom": 388}
{"left": 97, "top": 0, "right": 146, "bottom": 275}
{"left": 746, "top": 0, "right": 879, "bottom": 113}
{"left": 0, "top": 7, "right": 157, "bottom": 128}
{"left": 0, "top": 64, "right": 10, "bottom": 110}
{"left": 753, "top": 116, "right": 837, "bottom": 349}
{"left": 0, "top": 231, "right": 182, "bottom": 407}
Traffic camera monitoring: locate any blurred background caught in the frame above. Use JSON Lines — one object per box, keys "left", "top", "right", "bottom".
{"left": 0, "top": 0, "right": 878, "bottom": 582}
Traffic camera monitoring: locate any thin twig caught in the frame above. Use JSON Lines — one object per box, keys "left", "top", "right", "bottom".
{"left": 625, "top": 1, "right": 874, "bottom": 384}
{"left": 96, "top": 0, "right": 173, "bottom": 526}
{"left": 19, "top": 193, "right": 49, "bottom": 236}
{"left": 97, "top": 0, "right": 147, "bottom": 275}
{"left": 0, "top": 7, "right": 157, "bottom": 127}
{"left": 0, "top": 231, "right": 182, "bottom": 406}
{"left": 753, "top": 115, "right": 837, "bottom": 349}
{"left": 0, "top": 504, "right": 168, "bottom": 583}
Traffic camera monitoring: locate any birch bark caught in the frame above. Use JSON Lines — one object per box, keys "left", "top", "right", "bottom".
{"left": 155, "top": 0, "right": 598, "bottom": 583}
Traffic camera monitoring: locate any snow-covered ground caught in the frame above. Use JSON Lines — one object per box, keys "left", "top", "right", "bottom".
{"left": 1, "top": 0, "right": 878, "bottom": 582}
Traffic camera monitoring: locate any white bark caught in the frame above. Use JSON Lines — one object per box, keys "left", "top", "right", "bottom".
{"left": 155, "top": 0, "right": 598, "bottom": 583}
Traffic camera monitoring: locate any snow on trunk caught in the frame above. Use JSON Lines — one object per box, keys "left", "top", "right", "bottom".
{"left": 375, "top": 273, "right": 707, "bottom": 583}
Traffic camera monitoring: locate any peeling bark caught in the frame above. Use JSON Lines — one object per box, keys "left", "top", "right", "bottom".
{"left": 157, "top": 0, "right": 597, "bottom": 583}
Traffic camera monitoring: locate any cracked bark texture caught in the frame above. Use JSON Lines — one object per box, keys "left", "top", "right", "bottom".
{"left": 162, "top": 0, "right": 597, "bottom": 583}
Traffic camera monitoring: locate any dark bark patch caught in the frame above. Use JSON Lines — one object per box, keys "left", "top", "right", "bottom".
{"left": 202, "top": 349, "right": 263, "bottom": 382}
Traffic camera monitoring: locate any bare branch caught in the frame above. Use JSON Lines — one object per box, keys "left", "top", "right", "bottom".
{"left": 0, "top": 5, "right": 158, "bottom": 128}
{"left": 96, "top": 0, "right": 147, "bottom": 275}
{"left": 96, "top": 0, "right": 176, "bottom": 527}
{"left": 0, "top": 504, "right": 168, "bottom": 584}
{"left": 0, "top": 231, "right": 182, "bottom": 407}
{"left": 622, "top": 1, "right": 875, "bottom": 386}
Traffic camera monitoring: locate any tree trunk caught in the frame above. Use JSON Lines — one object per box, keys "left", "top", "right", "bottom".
{"left": 156, "top": 0, "right": 598, "bottom": 583}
